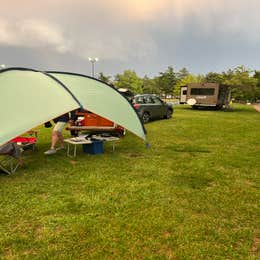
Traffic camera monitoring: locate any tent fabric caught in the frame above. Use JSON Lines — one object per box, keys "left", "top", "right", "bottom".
{"left": 48, "top": 72, "right": 146, "bottom": 141}
{"left": 0, "top": 68, "right": 80, "bottom": 146}
{"left": 0, "top": 68, "right": 147, "bottom": 146}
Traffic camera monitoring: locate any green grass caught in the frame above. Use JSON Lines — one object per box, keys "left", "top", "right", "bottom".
{"left": 0, "top": 104, "right": 259, "bottom": 259}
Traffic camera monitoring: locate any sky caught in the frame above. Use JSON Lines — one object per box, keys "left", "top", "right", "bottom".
{"left": 0, "top": 0, "right": 260, "bottom": 78}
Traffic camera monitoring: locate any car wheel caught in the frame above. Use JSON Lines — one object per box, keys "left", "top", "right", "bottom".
{"left": 165, "top": 109, "right": 172, "bottom": 119}
{"left": 142, "top": 112, "right": 150, "bottom": 123}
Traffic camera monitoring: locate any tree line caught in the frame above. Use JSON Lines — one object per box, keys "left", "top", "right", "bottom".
{"left": 98, "top": 66, "right": 260, "bottom": 102}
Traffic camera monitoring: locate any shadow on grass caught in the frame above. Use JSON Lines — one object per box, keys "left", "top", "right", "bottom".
{"left": 177, "top": 104, "right": 255, "bottom": 114}
{"left": 177, "top": 106, "right": 222, "bottom": 111}
{"left": 172, "top": 175, "right": 212, "bottom": 189}
{"left": 165, "top": 145, "right": 210, "bottom": 153}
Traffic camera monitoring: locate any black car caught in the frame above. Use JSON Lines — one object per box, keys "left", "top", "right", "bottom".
{"left": 133, "top": 94, "right": 173, "bottom": 123}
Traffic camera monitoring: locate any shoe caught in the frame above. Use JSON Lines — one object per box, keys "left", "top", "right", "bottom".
{"left": 56, "top": 147, "right": 66, "bottom": 151}
{"left": 44, "top": 149, "right": 56, "bottom": 155}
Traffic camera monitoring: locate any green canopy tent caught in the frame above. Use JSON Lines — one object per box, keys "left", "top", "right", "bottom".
{"left": 47, "top": 71, "right": 146, "bottom": 141}
{"left": 0, "top": 68, "right": 80, "bottom": 146}
{"left": 0, "top": 68, "right": 147, "bottom": 146}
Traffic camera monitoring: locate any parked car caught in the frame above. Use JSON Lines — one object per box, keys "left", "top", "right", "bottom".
{"left": 132, "top": 94, "right": 173, "bottom": 123}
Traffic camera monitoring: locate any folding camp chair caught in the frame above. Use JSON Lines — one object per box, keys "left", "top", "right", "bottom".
{"left": 0, "top": 142, "right": 23, "bottom": 175}
{"left": 10, "top": 131, "right": 38, "bottom": 151}
{"left": 0, "top": 131, "right": 37, "bottom": 175}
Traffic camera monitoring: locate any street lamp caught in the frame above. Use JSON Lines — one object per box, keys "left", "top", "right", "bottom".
{"left": 88, "top": 57, "right": 99, "bottom": 77}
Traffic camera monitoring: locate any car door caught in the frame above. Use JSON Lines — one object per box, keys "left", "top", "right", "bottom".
{"left": 151, "top": 96, "right": 167, "bottom": 118}
{"left": 143, "top": 95, "right": 157, "bottom": 119}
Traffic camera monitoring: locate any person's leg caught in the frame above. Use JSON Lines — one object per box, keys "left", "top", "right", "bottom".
{"left": 44, "top": 129, "right": 58, "bottom": 154}
{"left": 53, "top": 122, "right": 66, "bottom": 149}
{"left": 51, "top": 130, "right": 59, "bottom": 149}
{"left": 45, "top": 122, "right": 65, "bottom": 155}
{"left": 57, "top": 131, "right": 65, "bottom": 149}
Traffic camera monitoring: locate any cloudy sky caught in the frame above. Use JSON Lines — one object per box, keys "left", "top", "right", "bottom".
{"left": 0, "top": 0, "right": 259, "bottom": 77}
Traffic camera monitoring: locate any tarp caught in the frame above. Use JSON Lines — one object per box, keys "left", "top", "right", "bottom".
{"left": 0, "top": 68, "right": 146, "bottom": 146}
{"left": 47, "top": 72, "right": 146, "bottom": 140}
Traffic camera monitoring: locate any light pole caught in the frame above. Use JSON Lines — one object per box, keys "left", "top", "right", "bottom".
{"left": 88, "top": 57, "right": 98, "bottom": 77}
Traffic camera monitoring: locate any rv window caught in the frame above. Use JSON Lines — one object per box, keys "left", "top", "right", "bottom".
{"left": 190, "top": 88, "right": 215, "bottom": 95}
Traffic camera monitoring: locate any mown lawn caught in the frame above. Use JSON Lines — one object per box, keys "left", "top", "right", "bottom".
{"left": 0, "top": 104, "right": 259, "bottom": 259}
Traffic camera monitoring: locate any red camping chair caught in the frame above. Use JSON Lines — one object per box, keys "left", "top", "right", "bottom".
{"left": 10, "top": 131, "right": 38, "bottom": 151}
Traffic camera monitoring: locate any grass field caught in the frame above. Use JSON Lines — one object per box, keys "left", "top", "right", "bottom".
{"left": 0, "top": 104, "right": 259, "bottom": 259}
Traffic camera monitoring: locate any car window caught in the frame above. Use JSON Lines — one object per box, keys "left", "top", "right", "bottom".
{"left": 133, "top": 96, "right": 145, "bottom": 104}
{"left": 152, "top": 96, "right": 163, "bottom": 105}
{"left": 144, "top": 96, "right": 154, "bottom": 104}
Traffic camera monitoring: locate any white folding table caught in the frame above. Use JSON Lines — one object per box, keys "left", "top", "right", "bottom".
{"left": 64, "top": 138, "right": 92, "bottom": 157}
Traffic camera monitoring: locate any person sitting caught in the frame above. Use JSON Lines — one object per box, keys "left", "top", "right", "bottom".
{"left": 44, "top": 111, "right": 76, "bottom": 155}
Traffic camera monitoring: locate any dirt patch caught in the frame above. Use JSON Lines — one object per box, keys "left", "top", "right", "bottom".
{"left": 251, "top": 237, "right": 260, "bottom": 254}
{"left": 253, "top": 104, "right": 260, "bottom": 112}
{"left": 70, "top": 160, "right": 78, "bottom": 165}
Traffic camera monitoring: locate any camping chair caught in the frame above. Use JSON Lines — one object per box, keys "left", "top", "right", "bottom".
{"left": 10, "top": 131, "right": 38, "bottom": 151}
{"left": 0, "top": 131, "right": 37, "bottom": 175}
{"left": 0, "top": 142, "right": 23, "bottom": 175}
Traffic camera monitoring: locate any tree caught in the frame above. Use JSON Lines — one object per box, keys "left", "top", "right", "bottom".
{"left": 176, "top": 67, "right": 190, "bottom": 81}
{"left": 253, "top": 70, "right": 260, "bottom": 101}
{"left": 174, "top": 74, "right": 204, "bottom": 96}
{"left": 156, "top": 66, "right": 177, "bottom": 97}
{"left": 98, "top": 72, "right": 111, "bottom": 84}
{"left": 114, "top": 70, "right": 143, "bottom": 94}
{"left": 222, "top": 66, "right": 257, "bottom": 101}
{"left": 204, "top": 72, "right": 224, "bottom": 84}
{"left": 254, "top": 70, "right": 260, "bottom": 88}
{"left": 142, "top": 75, "right": 159, "bottom": 94}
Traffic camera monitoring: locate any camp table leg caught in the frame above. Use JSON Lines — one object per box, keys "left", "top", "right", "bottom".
{"left": 66, "top": 144, "right": 70, "bottom": 157}
{"left": 112, "top": 140, "right": 115, "bottom": 152}
{"left": 66, "top": 143, "right": 77, "bottom": 157}
{"left": 74, "top": 144, "right": 77, "bottom": 157}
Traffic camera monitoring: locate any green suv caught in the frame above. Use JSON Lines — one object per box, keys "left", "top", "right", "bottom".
{"left": 133, "top": 94, "right": 173, "bottom": 123}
